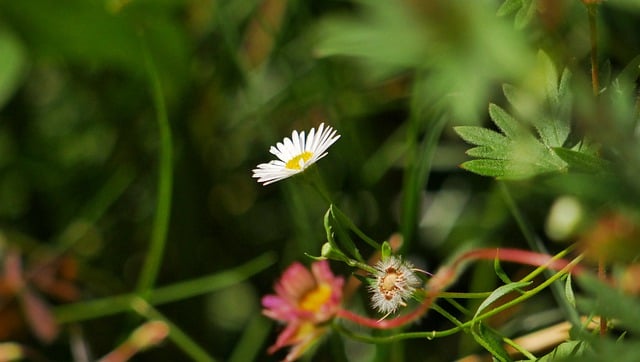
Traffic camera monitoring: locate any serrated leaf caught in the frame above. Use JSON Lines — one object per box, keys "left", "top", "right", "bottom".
{"left": 460, "top": 159, "right": 508, "bottom": 178}
{"left": 475, "top": 280, "right": 531, "bottom": 318}
{"left": 515, "top": 0, "right": 536, "bottom": 29}
{"left": 458, "top": 69, "right": 573, "bottom": 179}
{"left": 489, "top": 104, "right": 527, "bottom": 140}
{"left": 454, "top": 126, "right": 509, "bottom": 148}
{"left": 539, "top": 50, "right": 559, "bottom": 104}
{"left": 461, "top": 158, "right": 557, "bottom": 179}
{"left": 558, "top": 68, "right": 572, "bottom": 102}
{"left": 466, "top": 146, "right": 511, "bottom": 160}
{"left": 534, "top": 116, "right": 570, "bottom": 148}
{"left": 497, "top": 0, "right": 523, "bottom": 17}
{"left": 502, "top": 83, "right": 520, "bottom": 109}
{"left": 553, "top": 148, "right": 609, "bottom": 173}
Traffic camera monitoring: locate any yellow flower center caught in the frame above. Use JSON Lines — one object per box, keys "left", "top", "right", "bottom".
{"left": 381, "top": 271, "right": 399, "bottom": 292}
{"left": 299, "top": 284, "right": 332, "bottom": 312}
{"left": 285, "top": 151, "right": 313, "bottom": 170}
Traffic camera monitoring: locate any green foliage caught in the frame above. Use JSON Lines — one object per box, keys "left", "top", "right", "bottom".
{"left": 2, "top": 0, "right": 640, "bottom": 361}
{"left": 577, "top": 276, "right": 640, "bottom": 335}
{"left": 0, "top": 28, "right": 25, "bottom": 109}
{"left": 454, "top": 51, "right": 609, "bottom": 179}
{"left": 455, "top": 103, "right": 568, "bottom": 178}
{"left": 473, "top": 281, "right": 531, "bottom": 318}
{"left": 470, "top": 322, "right": 513, "bottom": 362}
{"left": 497, "top": 0, "right": 538, "bottom": 29}
{"left": 537, "top": 340, "right": 586, "bottom": 362}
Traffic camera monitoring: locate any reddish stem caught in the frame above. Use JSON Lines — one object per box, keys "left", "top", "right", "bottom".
{"left": 337, "top": 290, "right": 439, "bottom": 330}
{"left": 454, "top": 248, "right": 585, "bottom": 275}
{"left": 336, "top": 248, "right": 582, "bottom": 330}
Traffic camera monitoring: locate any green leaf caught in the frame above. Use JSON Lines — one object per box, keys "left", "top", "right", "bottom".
{"left": 381, "top": 241, "right": 392, "bottom": 259}
{"left": 455, "top": 126, "right": 509, "bottom": 148}
{"left": 539, "top": 50, "right": 559, "bottom": 103}
{"left": 537, "top": 340, "right": 586, "bottom": 362}
{"left": 558, "top": 337, "right": 640, "bottom": 362}
{"left": 577, "top": 275, "right": 640, "bottom": 334}
{"left": 324, "top": 207, "right": 339, "bottom": 249}
{"left": 489, "top": 104, "right": 526, "bottom": 140}
{"left": 327, "top": 207, "right": 365, "bottom": 262}
{"left": 475, "top": 280, "right": 531, "bottom": 318}
{"left": 465, "top": 146, "right": 511, "bottom": 160}
{"left": 456, "top": 53, "right": 584, "bottom": 180}
{"left": 494, "top": 258, "right": 513, "bottom": 285}
{"left": 471, "top": 323, "right": 513, "bottom": 362}
{"left": 497, "top": 0, "right": 523, "bottom": 17}
{"left": 0, "top": 28, "right": 26, "bottom": 109}
{"left": 531, "top": 51, "right": 570, "bottom": 147}
{"left": 460, "top": 159, "right": 509, "bottom": 178}
{"left": 514, "top": 0, "right": 536, "bottom": 29}
{"left": 330, "top": 204, "right": 380, "bottom": 250}
{"left": 565, "top": 274, "right": 576, "bottom": 309}
{"left": 553, "top": 148, "right": 609, "bottom": 173}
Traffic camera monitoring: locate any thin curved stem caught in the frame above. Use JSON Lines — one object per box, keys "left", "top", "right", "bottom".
{"left": 335, "top": 255, "right": 582, "bottom": 343}
{"left": 336, "top": 247, "right": 583, "bottom": 330}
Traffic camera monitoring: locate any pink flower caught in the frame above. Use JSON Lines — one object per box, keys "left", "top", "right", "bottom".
{"left": 262, "top": 260, "right": 344, "bottom": 361}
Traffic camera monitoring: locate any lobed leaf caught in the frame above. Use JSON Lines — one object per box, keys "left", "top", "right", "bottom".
{"left": 465, "top": 146, "right": 511, "bottom": 160}
{"left": 552, "top": 148, "right": 609, "bottom": 173}
{"left": 454, "top": 126, "right": 509, "bottom": 148}
{"left": 489, "top": 104, "right": 526, "bottom": 140}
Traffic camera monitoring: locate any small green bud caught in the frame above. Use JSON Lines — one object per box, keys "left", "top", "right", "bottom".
{"left": 381, "top": 241, "right": 392, "bottom": 260}
{"left": 321, "top": 242, "right": 349, "bottom": 261}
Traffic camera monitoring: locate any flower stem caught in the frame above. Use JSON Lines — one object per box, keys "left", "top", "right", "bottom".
{"left": 587, "top": 3, "right": 599, "bottom": 96}
{"left": 336, "top": 247, "right": 583, "bottom": 330}
{"left": 336, "top": 289, "right": 439, "bottom": 329}
{"left": 136, "top": 36, "right": 173, "bottom": 297}
{"left": 586, "top": 1, "right": 607, "bottom": 336}
{"left": 499, "top": 182, "right": 582, "bottom": 327}
{"left": 335, "top": 255, "right": 582, "bottom": 343}
{"left": 53, "top": 252, "right": 275, "bottom": 323}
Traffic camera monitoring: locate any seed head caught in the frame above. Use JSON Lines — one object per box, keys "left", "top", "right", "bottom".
{"left": 368, "top": 256, "right": 422, "bottom": 317}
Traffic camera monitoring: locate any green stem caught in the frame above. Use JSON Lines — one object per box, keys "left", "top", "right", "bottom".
{"left": 587, "top": 3, "right": 599, "bottom": 96}
{"left": 499, "top": 182, "right": 582, "bottom": 327}
{"left": 586, "top": 2, "right": 608, "bottom": 337}
{"left": 136, "top": 37, "right": 174, "bottom": 296}
{"left": 503, "top": 337, "right": 537, "bottom": 360}
{"left": 337, "top": 246, "right": 581, "bottom": 331}
{"left": 400, "top": 114, "right": 446, "bottom": 251}
{"left": 439, "top": 291, "right": 492, "bottom": 299}
{"left": 53, "top": 252, "right": 276, "bottom": 323}
{"left": 331, "top": 205, "right": 380, "bottom": 250}
{"left": 336, "top": 257, "right": 580, "bottom": 344}
{"left": 431, "top": 303, "right": 465, "bottom": 328}
{"left": 131, "top": 298, "right": 217, "bottom": 362}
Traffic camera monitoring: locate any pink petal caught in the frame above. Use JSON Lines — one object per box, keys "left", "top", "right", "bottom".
{"left": 19, "top": 287, "right": 59, "bottom": 343}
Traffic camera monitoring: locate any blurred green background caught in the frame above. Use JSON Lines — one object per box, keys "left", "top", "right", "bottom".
{"left": 1, "top": 0, "right": 640, "bottom": 361}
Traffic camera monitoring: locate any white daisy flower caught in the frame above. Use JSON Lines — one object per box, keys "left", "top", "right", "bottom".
{"left": 368, "top": 256, "right": 422, "bottom": 317}
{"left": 252, "top": 123, "right": 341, "bottom": 185}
